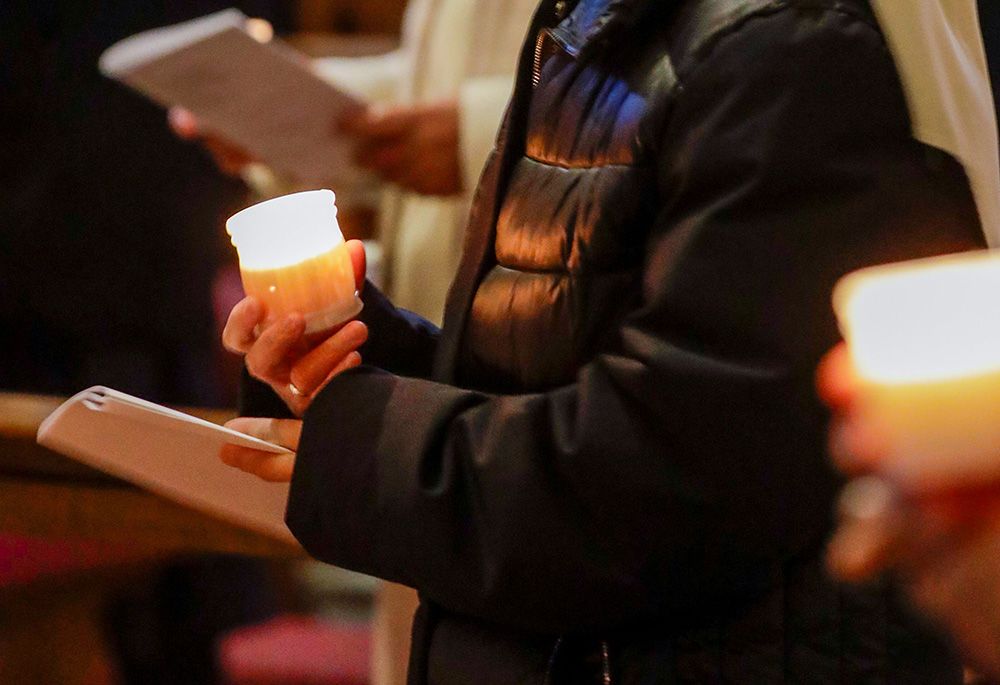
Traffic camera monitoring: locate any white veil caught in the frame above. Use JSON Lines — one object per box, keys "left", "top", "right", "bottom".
{"left": 870, "top": 0, "right": 1000, "bottom": 246}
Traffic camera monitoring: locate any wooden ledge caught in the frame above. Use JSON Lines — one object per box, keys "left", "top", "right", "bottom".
{"left": 0, "top": 392, "right": 301, "bottom": 559}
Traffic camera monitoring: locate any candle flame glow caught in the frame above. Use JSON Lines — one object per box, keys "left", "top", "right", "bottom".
{"left": 834, "top": 250, "right": 1000, "bottom": 384}
{"left": 226, "top": 189, "right": 361, "bottom": 333}
{"left": 227, "top": 189, "right": 343, "bottom": 271}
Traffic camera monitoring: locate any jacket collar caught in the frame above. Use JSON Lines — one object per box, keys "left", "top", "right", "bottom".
{"left": 553, "top": 0, "right": 648, "bottom": 56}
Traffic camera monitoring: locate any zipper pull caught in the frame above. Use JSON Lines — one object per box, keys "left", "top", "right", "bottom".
{"left": 555, "top": 0, "right": 569, "bottom": 19}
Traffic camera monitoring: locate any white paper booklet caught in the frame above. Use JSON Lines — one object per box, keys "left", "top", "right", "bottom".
{"left": 37, "top": 386, "right": 295, "bottom": 543}
{"left": 99, "top": 9, "right": 365, "bottom": 187}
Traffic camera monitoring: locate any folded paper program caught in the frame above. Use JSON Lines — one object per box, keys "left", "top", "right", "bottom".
{"left": 100, "top": 9, "right": 366, "bottom": 187}
{"left": 37, "top": 386, "right": 294, "bottom": 543}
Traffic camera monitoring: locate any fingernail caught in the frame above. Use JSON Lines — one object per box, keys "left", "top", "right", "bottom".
{"left": 244, "top": 297, "right": 263, "bottom": 317}
{"left": 168, "top": 107, "right": 193, "bottom": 134}
{"left": 346, "top": 321, "right": 367, "bottom": 344}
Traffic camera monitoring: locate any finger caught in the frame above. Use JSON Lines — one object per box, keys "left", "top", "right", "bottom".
{"left": 826, "top": 518, "right": 899, "bottom": 583}
{"left": 910, "top": 564, "right": 1000, "bottom": 684}
{"left": 276, "top": 390, "right": 310, "bottom": 419}
{"left": 826, "top": 477, "right": 903, "bottom": 582}
{"left": 289, "top": 321, "right": 368, "bottom": 396}
{"left": 225, "top": 417, "right": 302, "bottom": 451}
{"left": 319, "top": 351, "right": 363, "bottom": 389}
{"left": 345, "top": 239, "right": 366, "bottom": 292}
{"left": 220, "top": 443, "right": 296, "bottom": 482}
{"left": 333, "top": 102, "right": 370, "bottom": 134}
{"left": 244, "top": 314, "right": 306, "bottom": 383}
{"left": 914, "top": 486, "right": 1000, "bottom": 528}
{"left": 399, "top": 156, "right": 462, "bottom": 196}
{"left": 222, "top": 297, "right": 265, "bottom": 354}
{"left": 168, "top": 107, "right": 200, "bottom": 139}
{"left": 204, "top": 137, "right": 255, "bottom": 175}
{"left": 902, "top": 533, "right": 989, "bottom": 641}
{"left": 300, "top": 350, "right": 363, "bottom": 400}
{"left": 343, "top": 105, "right": 416, "bottom": 140}
{"left": 828, "top": 415, "right": 886, "bottom": 475}
{"left": 816, "top": 343, "right": 856, "bottom": 412}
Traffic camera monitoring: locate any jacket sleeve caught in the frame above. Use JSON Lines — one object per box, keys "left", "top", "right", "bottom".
{"left": 239, "top": 280, "right": 440, "bottom": 417}
{"left": 285, "top": 8, "right": 985, "bottom": 633}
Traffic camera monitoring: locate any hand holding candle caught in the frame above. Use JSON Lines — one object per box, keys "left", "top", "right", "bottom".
{"left": 824, "top": 249, "right": 1000, "bottom": 575}
{"left": 227, "top": 189, "right": 363, "bottom": 335}
{"left": 224, "top": 193, "right": 368, "bottom": 416}
{"left": 823, "top": 251, "right": 1000, "bottom": 678}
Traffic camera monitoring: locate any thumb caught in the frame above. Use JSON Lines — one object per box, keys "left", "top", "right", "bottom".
{"left": 225, "top": 417, "right": 302, "bottom": 451}
{"left": 816, "top": 343, "right": 857, "bottom": 412}
{"left": 168, "top": 107, "right": 200, "bottom": 139}
{"left": 346, "top": 239, "right": 367, "bottom": 293}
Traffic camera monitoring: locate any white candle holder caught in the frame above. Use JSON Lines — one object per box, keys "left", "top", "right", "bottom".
{"left": 833, "top": 249, "right": 1000, "bottom": 490}
{"left": 227, "top": 189, "right": 362, "bottom": 334}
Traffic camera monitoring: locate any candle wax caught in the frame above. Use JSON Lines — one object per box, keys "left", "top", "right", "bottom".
{"left": 241, "top": 241, "right": 361, "bottom": 334}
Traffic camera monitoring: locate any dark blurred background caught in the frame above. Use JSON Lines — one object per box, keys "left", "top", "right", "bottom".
{"left": 0, "top": 1, "right": 295, "bottom": 408}
{"left": 0, "top": 4, "right": 401, "bottom": 684}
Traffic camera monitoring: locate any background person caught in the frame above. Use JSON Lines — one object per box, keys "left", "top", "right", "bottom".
{"left": 820, "top": 5, "right": 1000, "bottom": 677}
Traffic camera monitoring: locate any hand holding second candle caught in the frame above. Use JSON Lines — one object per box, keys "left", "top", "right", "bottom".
{"left": 819, "top": 343, "right": 1000, "bottom": 677}
{"left": 219, "top": 239, "right": 367, "bottom": 482}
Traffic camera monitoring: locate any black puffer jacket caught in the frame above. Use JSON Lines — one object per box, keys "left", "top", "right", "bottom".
{"left": 250, "top": 0, "right": 987, "bottom": 681}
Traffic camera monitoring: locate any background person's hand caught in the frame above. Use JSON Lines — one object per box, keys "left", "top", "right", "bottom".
{"left": 222, "top": 240, "right": 368, "bottom": 416}
{"left": 220, "top": 418, "right": 301, "bottom": 482}
{"left": 340, "top": 101, "right": 462, "bottom": 196}
{"left": 168, "top": 107, "right": 258, "bottom": 176}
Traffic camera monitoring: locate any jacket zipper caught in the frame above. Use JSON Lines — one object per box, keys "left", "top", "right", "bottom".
{"left": 533, "top": 0, "right": 577, "bottom": 88}
{"left": 533, "top": 30, "right": 548, "bottom": 87}
{"left": 532, "top": 28, "right": 574, "bottom": 88}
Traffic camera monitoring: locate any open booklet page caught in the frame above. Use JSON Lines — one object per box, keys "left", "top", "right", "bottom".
{"left": 100, "top": 9, "right": 367, "bottom": 188}
{"left": 37, "top": 387, "right": 295, "bottom": 543}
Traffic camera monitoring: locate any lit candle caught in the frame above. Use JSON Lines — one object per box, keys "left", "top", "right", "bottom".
{"left": 227, "top": 189, "right": 362, "bottom": 334}
{"left": 833, "top": 250, "right": 1000, "bottom": 490}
